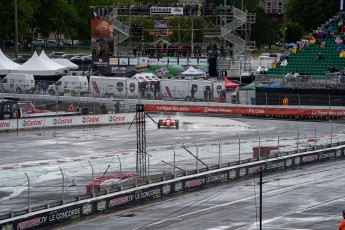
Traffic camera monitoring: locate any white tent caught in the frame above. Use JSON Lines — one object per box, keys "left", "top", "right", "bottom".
{"left": 12, "top": 52, "right": 65, "bottom": 76}
{"left": 180, "top": 66, "right": 206, "bottom": 78}
{"left": 132, "top": 73, "right": 160, "bottom": 82}
{"left": 39, "top": 50, "right": 67, "bottom": 71}
{"left": 0, "top": 49, "right": 20, "bottom": 75}
{"left": 52, "top": 58, "right": 78, "bottom": 69}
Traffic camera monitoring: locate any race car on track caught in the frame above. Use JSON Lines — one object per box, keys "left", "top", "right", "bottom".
{"left": 157, "top": 116, "right": 179, "bottom": 129}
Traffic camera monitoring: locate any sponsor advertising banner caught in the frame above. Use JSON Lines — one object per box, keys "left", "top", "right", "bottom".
{"left": 0, "top": 120, "right": 17, "bottom": 131}
{"left": 148, "top": 58, "right": 158, "bottom": 65}
{"left": 129, "top": 58, "right": 139, "bottom": 65}
{"left": 179, "top": 58, "right": 188, "bottom": 65}
{"left": 0, "top": 114, "right": 134, "bottom": 131}
{"left": 18, "top": 118, "right": 45, "bottom": 129}
{"left": 144, "top": 105, "right": 345, "bottom": 118}
{"left": 150, "top": 7, "right": 183, "bottom": 15}
{"left": 3, "top": 205, "right": 84, "bottom": 230}
{"left": 168, "top": 59, "right": 178, "bottom": 65}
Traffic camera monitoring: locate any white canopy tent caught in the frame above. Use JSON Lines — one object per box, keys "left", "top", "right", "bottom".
{"left": 51, "top": 58, "right": 78, "bottom": 69}
{"left": 180, "top": 66, "right": 206, "bottom": 78}
{"left": 12, "top": 52, "right": 66, "bottom": 76}
{"left": 0, "top": 49, "right": 20, "bottom": 75}
{"left": 39, "top": 50, "right": 67, "bottom": 71}
{"left": 132, "top": 73, "right": 160, "bottom": 83}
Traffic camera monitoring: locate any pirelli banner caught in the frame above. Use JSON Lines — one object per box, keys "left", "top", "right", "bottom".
{"left": 144, "top": 104, "right": 345, "bottom": 119}
{"left": 1, "top": 148, "right": 344, "bottom": 229}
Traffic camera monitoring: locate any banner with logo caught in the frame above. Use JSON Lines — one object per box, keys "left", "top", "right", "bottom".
{"left": 0, "top": 120, "right": 17, "bottom": 131}
{"left": 150, "top": 7, "right": 183, "bottom": 15}
{"left": 0, "top": 114, "right": 135, "bottom": 131}
{"left": 144, "top": 104, "right": 345, "bottom": 119}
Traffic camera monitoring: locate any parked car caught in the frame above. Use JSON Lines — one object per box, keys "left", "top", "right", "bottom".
{"left": 66, "top": 40, "right": 82, "bottom": 46}
{"left": 48, "top": 52, "right": 65, "bottom": 58}
{"left": 14, "top": 54, "right": 31, "bottom": 63}
{"left": 46, "top": 40, "right": 62, "bottom": 48}
{"left": 32, "top": 39, "right": 44, "bottom": 47}
{"left": 61, "top": 54, "right": 77, "bottom": 60}
{"left": 3, "top": 40, "right": 22, "bottom": 48}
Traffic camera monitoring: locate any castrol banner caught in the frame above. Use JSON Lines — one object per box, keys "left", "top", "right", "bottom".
{"left": 19, "top": 118, "right": 46, "bottom": 129}
{"left": 0, "top": 113, "right": 134, "bottom": 131}
{"left": 144, "top": 104, "right": 345, "bottom": 118}
{"left": 0, "top": 120, "right": 17, "bottom": 131}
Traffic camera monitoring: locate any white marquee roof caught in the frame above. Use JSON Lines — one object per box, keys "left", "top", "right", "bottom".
{"left": 0, "top": 49, "right": 20, "bottom": 75}
{"left": 11, "top": 52, "right": 65, "bottom": 76}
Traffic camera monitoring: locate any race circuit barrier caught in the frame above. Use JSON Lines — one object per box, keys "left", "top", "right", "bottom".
{"left": 0, "top": 145, "right": 344, "bottom": 229}
{"left": 0, "top": 113, "right": 135, "bottom": 131}
{"left": 144, "top": 104, "right": 345, "bottom": 119}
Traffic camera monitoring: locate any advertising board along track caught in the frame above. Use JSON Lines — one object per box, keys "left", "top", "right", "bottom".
{"left": 144, "top": 104, "right": 345, "bottom": 119}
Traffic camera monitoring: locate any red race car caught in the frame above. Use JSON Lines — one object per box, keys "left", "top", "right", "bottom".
{"left": 157, "top": 116, "right": 179, "bottom": 129}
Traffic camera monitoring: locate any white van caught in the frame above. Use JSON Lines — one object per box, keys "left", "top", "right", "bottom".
{"left": 48, "top": 75, "right": 89, "bottom": 96}
{"left": 0, "top": 73, "right": 35, "bottom": 93}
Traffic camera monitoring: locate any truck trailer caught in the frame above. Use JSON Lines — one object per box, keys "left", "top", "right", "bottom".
{"left": 159, "top": 79, "right": 225, "bottom": 101}
{"left": 89, "top": 76, "right": 139, "bottom": 98}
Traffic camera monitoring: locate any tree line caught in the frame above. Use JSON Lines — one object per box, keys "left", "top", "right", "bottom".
{"left": 0, "top": 0, "right": 339, "bottom": 49}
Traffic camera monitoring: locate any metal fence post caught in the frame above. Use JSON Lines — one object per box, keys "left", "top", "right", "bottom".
{"left": 88, "top": 161, "right": 94, "bottom": 196}
{"left": 257, "top": 131, "right": 261, "bottom": 159}
{"left": 314, "top": 122, "right": 317, "bottom": 149}
{"left": 296, "top": 125, "right": 299, "bottom": 152}
{"left": 194, "top": 142, "right": 198, "bottom": 173}
{"left": 237, "top": 132, "right": 241, "bottom": 163}
{"left": 59, "top": 167, "right": 65, "bottom": 204}
{"left": 25, "top": 173, "right": 31, "bottom": 212}
{"left": 330, "top": 119, "right": 333, "bottom": 147}
{"left": 297, "top": 94, "right": 300, "bottom": 108}
{"left": 276, "top": 128, "right": 280, "bottom": 156}
{"left": 172, "top": 145, "right": 176, "bottom": 177}
{"left": 218, "top": 137, "right": 221, "bottom": 168}
{"left": 117, "top": 155, "right": 122, "bottom": 174}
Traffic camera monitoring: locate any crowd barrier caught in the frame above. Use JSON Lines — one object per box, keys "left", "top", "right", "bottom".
{"left": 0, "top": 144, "right": 343, "bottom": 229}
{"left": 0, "top": 113, "right": 135, "bottom": 131}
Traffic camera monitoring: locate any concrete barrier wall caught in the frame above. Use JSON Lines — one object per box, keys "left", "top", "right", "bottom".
{"left": 0, "top": 146, "right": 343, "bottom": 229}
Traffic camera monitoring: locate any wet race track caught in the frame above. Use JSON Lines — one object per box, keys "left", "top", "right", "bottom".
{"left": 1, "top": 113, "right": 345, "bottom": 229}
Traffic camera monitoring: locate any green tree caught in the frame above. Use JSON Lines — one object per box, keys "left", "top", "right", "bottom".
{"left": 284, "top": 22, "right": 304, "bottom": 44}
{"left": 251, "top": 6, "right": 278, "bottom": 49}
{"left": 286, "top": 0, "right": 339, "bottom": 33}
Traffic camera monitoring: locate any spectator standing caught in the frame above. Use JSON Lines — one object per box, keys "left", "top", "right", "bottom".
{"left": 41, "top": 81, "right": 48, "bottom": 95}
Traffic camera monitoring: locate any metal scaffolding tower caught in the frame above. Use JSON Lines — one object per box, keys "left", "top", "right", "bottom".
{"left": 135, "top": 104, "right": 146, "bottom": 178}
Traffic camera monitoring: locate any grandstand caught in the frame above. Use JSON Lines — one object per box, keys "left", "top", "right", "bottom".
{"left": 267, "top": 38, "right": 345, "bottom": 76}
{"left": 255, "top": 13, "right": 345, "bottom": 106}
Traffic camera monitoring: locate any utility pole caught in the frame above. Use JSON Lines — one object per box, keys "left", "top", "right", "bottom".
{"left": 14, "top": 0, "right": 19, "bottom": 58}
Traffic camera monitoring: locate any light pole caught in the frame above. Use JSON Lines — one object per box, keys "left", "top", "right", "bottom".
{"left": 283, "top": 28, "right": 287, "bottom": 51}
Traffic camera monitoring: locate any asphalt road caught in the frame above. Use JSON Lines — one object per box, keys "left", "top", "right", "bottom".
{"left": 54, "top": 159, "right": 345, "bottom": 230}
{"left": 0, "top": 114, "right": 345, "bottom": 226}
